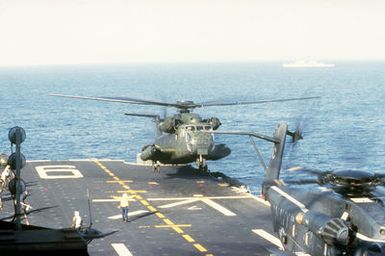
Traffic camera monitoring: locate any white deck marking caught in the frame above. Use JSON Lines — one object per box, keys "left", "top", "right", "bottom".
{"left": 93, "top": 198, "right": 135, "bottom": 203}
{"left": 188, "top": 205, "right": 202, "bottom": 210}
{"left": 35, "top": 165, "right": 83, "bottom": 179}
{"left": 201, "top": 198, "right": 236, "bottom": 216}
{"left": 108, "top": 210, "right": 149, "bottom": 220}
{"left": 112, "top": 243, "right": 133, "bottom": 256}
{"left": 252, "top": 229, "right": 283, "bottom": 249}
{"left": 159, "top": 199, "right": 199, "bottom": 209}
{"left": 147, "top": 195, "right": 253, "bottom": 201}
{"left": 93, "top": 199, "right": 120, "bottom": 202}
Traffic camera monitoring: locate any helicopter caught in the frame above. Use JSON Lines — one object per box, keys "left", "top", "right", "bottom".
{"left": 50, "top": 94, "right": 318, "bottom": 171}
{"left": 233, "top": 123, "right": 385, "bottom": 255}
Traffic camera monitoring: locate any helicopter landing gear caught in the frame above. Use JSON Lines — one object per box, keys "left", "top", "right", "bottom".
{"left": 197, "top": 155, "right": 208, "bottom": 172}
{"left": 152, "top": 161, "right": 160, "bottom": 172}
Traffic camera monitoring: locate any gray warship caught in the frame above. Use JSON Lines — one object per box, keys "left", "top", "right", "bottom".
{"left": 0, "top": 125, "right": 285, "bottom": 255}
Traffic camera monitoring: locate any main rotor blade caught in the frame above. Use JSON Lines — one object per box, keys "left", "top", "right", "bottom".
{"left": 50, "top": 94, "right": 320, "bottom": 109}
{"left": 50, "top": 94, "right": 185, "bottom": 108}
{"left": 199, "top": 96, "right": 320, "bottom": 107}
{"left": 124, "top": 113, "right": 160, "bottom": 119}
{"left": 264, "top": 178, "right": 319, "bottom": 187}
{"left": 283, "top": 178, "right": 320, "bottom": 185}
{"left": 287, "top": 166, "right": 325, "bottom": 175}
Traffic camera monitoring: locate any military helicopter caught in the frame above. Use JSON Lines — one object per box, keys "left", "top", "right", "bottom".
{"left": 235, "top": 123, "right": 385, "bottom": 255}
{"left": 50, "top": 94, "right": 318, "bottom": 171}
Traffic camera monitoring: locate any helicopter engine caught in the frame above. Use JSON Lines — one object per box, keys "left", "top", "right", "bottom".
{"left": 159, "top": 117, "right": 182, "bottom": 133}
{"left": 140, "top": 144, "right": 161, "bottom": 161}
{"left": 206, "top": 117, "right": 221, "bottom": 130}
{"left": 297, "top": 211, "right": 351, "bottom": 246}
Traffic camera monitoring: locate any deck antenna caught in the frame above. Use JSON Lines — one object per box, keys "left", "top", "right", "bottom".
{"left": 87, "top": 188, "right": 93, "bottom": 228}
{"left": 8, "top": 127, "right": 26, "bottom": 231}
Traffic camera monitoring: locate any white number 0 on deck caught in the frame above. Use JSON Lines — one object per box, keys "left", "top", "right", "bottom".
{"left": 35, "top": 165, "right": 84, "bottom": 179}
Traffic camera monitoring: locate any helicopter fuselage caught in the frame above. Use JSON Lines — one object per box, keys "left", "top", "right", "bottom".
{"left": 267, "top": 185, "right": 385, "bottom": 256}
{"left": 140, "top": 123, "right": 231, "bottom": 166}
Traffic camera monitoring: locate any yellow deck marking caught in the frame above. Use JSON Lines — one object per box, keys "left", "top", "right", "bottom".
{"left": 111, "top": 196, "right": 135, "bottom": 201}
{"left": 147, "top": 205, "right": 157, "bottom": 212}
{"left": 155, "top": 212, "right": 166, "bottom": 218}
{"left": 117, "top": 190, "right": 146, "bottom": 193}
{"left": 183, "top": 234, "right": 195, "bottom": 243}
{"left": 173, "top": 226, "right": 184, "bottom": 234}
{"left": 194, "top": 244, "right": 208, "bottom": 252}
{"left": 155, "top": 224, "right": 191, "bottom": 228}
{"left": 140, "top": 200, "right": 150, "bottom": 206}
{"left": 163, "top": 219, "right": 173, "bottom": 225}
{"left": 107, "top": 180, "right": 133, "bottom": 183}
{"left": 93, "top": 159, "right": 213, "bottom": 255}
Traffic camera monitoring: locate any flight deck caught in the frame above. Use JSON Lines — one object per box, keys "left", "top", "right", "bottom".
{"left": 1, "top": 160, "right": 283, "bottom": 255}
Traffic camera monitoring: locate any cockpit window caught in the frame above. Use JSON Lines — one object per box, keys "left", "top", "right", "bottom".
{"left": 185, "top": 126, "right": 195, "bottom": 131}
{"left": 184, "top": 125, "right": 212, "bottom": 132}
{"left": 196, "top": 126, "right": 204, "bottom": 131}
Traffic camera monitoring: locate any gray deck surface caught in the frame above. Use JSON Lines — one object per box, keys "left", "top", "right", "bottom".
{"left": 1, "top": 160, "right": 282, "bottom": 256}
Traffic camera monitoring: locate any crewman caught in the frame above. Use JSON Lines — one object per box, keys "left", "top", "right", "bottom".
{"left": 1, "top": 165, "right": 13, "bottom": 190}
{"left": 21, "top": 199, "right": 32, "bottom": 225}
{"left": 119, "top": 193, "right": 130, "bottom": 222}
{"left": 72, "top": 211, "right": 83, "bottom": 230}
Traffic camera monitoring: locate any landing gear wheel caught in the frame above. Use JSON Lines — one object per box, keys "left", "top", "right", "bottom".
{"left": 199, "top": 165, "right": 208, "bottom": 172}
{"left": 197, "top": 157, "right": 208, "bottom": 172}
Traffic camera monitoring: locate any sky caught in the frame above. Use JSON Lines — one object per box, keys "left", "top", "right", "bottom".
{"left": 0, "top": 0, "right": 385, "bottom": 66}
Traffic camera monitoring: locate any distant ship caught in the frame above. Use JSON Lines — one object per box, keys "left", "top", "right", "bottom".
{"left": 282, "top": 60, "right": 335, "bottom": 68}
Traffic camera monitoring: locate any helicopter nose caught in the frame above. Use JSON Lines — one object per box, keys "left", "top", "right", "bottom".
{"left": 187, "top": 133, "right": 214, "bottom": 155}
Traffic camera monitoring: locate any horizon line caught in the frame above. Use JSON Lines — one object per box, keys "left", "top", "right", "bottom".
{"left": 1, "top": 59, "right": 385, "bottom": 69}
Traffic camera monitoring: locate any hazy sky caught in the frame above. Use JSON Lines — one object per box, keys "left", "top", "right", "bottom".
{"left": 1, "top": 0, "right": 385, "bottom": 66}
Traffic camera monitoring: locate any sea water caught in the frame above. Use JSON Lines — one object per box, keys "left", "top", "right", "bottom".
{"left": 1, "top": 62, "right": 385, "bottom": 193}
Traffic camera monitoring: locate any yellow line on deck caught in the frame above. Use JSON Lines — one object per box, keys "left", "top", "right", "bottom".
{"left": 155, "top": 212, "right": 165, "bottom": 219}
{"left": 194, "top": 244, "right": 208, "bottom": 252}
{"left": 147, "top": 205, "right": 157, "bottom": 212}
{"left": 140, "top": 200, "right": 150, "bottom": 206}
{"left": 163, "top": 219, "right": 173, "bottom": 225}
{"left": 117, "top": 190, "right": 146, "bottom": 193}
{"left": 183, "top": 234, "right": 195, "bottom": 243}
{"left": 107, "top": 180, "right": 133, "bottom": 183}
{"left": 93, "top": 159, "right": 213, "bottom": 255}
{"left": 155, "top": 224, "right": 191, "bottom": 228}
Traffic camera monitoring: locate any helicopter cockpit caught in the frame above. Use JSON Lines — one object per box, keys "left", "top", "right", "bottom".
{"left": 180, "top": 125, "right": 214, "bottom": 153}
{"left": 184, "top": 125, "right": 213, "bottom": 132}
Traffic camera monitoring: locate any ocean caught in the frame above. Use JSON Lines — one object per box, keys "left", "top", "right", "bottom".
{"left": 1, "top": 62, "right": 385, "bottom": 193}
